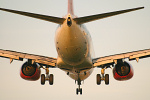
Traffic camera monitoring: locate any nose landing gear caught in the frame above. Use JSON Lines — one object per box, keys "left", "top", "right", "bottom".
{"left": 76, "top": 80, "right": 82, "bottom": 95}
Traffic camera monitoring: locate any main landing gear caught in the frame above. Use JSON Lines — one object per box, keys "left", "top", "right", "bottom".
{"left": 97, "top": 68, "right": 109, "bottom": 85}
{"left": 76, "top": 80, "right": 82, "bottom": 95}
{"left": 40, "top": 66, "right": 54, "bottom": 85}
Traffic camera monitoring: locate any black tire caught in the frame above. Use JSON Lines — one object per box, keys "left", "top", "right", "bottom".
{"left": 97, "top": 74, "right": 101, "bottom": 85}
{"left": 80, "top": 88, "right": 82, "bottom": 95}
{"left": 49, "top": 74, "right": 54, "bottom": 85}
{"left": 76, "top": 88, "right": 79, "bottom": 95}
{"left": 41, "top": 74, "right": 45, "bottom": 85}
{"left": 105, "top": 74, "right": 109, "bottom": 85}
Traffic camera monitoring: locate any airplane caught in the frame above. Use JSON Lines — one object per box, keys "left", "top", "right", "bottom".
{"left": 0, "top": 0, "right": 150, "bottom": 95}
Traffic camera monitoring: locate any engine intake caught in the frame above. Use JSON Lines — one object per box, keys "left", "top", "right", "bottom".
{"left": 20, "top": 62, "right": 41, "bottom": 81}
{"left": 113, "top": 61, "right": 134, "bottom": 81}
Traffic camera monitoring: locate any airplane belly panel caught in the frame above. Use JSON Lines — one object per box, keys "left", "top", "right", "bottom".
{"left": 69, "top": 68, "right": 94, "bottom": 81}
{"left": 56, "top": 56, "right": 93, "bottom": 81}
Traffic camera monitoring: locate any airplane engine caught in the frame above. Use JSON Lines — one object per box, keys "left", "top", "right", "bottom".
{"left": 20, "top": 62, "right": 41, "bottom": 81}
{"left": 113, "top": 61, "right": 133, "bottom": 81}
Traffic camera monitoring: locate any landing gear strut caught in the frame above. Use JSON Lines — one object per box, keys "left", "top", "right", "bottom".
{"left": 97, "top": 68, "right": 109, "bottom": 85}
{"left": 40, "top": 66, "right": 54, "bottom": 85}
{"left": 76, "top": 80, "right": 82, "bottom": 95}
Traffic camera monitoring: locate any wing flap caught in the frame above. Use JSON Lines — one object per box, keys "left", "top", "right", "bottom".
{"left": 74, "top": 7, "right": 144, "bottom": 24}
{"left": 129, "top": 51, "right": 150, "bottom": 59}
{"left": 0, "top": 53, "right": 20, "bottom": 60}
{"left": 94, "top": 59, "right": 113, "bottom": 67}
{"left": 0, "top": 49, "right": 57, "bottom": 67}
{"left": 93, "top": 49, "right": 150, "bottom": 67}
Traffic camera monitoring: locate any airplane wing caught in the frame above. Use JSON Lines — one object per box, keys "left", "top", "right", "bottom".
{"left": 0, "top": 8, "right": 65, "bottom": 24}
{"left": 74, "top": 7, "right": 144, "bottom": 24}
{"left": 0, "top": 49, "right": 57, "bottom": 67}
{"left": 93, "top": 49, "right": 150, "bottom": 68}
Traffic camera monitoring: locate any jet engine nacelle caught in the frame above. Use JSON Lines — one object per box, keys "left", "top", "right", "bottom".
{"left": 20, "top": 62, "right": 41, "bottom": 81}
{"left": 113, "top": 61, "right": 134, "bottom": 81}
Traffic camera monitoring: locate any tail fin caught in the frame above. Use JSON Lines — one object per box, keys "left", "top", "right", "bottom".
{"left": 68, "top": 0, "right": 74, "bottom": 15}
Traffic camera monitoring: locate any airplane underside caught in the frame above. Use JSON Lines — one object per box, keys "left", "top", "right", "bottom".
{"left": 55, "top": 15, "right": 94, "bottom": 94}
{"left": 0, "top": 0, "right": 147, "bottom": 95}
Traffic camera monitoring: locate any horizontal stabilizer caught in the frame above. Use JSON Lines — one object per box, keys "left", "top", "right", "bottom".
{"left": 74, "top": 7, "right": 144, "bottom": 24}
{"left": 0, "top": 8, "right": 65, "bottom": 24}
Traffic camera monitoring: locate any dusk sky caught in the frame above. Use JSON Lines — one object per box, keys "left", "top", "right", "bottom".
{"left": 0, "top": 0, "right": 150, "bottom": 100}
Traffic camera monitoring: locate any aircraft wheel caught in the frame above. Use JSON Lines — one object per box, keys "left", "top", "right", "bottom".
{"left": 76, "top": 88, "right": 79, "bottom": 95}
{"left": 105, "top": 74, "right": 109, "bottom": 85}
{"left": 49, "top": 74, "right": 54, "bottom": 85}
{"left": 80, "top": 88, "right": 82, "bottom": 95}
{"left": 97, "top": 74, "right": 101, "bottom": 85}
{"left": 41, "top": 74, "right": 45, "bottom": 85}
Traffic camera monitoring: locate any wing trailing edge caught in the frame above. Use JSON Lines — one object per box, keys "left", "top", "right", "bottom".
{"left": 74, "top": 7, "right": 144, "bottom": 24}
{"left": 0, "top": 8, "right": 65, "bottom": 24}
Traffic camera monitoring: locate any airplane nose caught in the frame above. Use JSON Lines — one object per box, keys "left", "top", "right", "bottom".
{"left": 55, "top": 15, "right": 88, "bottom": 66}
{"left": 67, "top": 17, "right": 72, "bottom": 27}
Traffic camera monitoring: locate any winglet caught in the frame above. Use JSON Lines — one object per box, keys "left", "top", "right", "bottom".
{"left": 74, "top": 7, "right": 144, "bottom": 24}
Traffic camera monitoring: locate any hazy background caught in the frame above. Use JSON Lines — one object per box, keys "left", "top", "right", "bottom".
{"left": 0, "top": 0, "right": 150, "bottom": 100}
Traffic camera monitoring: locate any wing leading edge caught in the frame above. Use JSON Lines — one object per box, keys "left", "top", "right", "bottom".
{"left": 93, "top": 49, "right": 150, "bottom": 68}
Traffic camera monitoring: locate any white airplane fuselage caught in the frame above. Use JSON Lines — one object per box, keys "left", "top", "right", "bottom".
{"left": 55, "top": 14, "right": 94, "bottom": 81}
